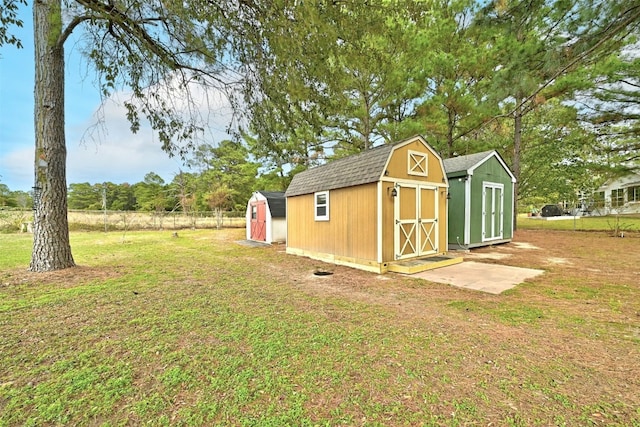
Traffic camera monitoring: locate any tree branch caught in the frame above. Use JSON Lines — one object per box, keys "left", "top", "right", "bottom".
{"left": 75, "top": 0, "right": 241, "bottom": 89}
{"left": 454, "top": 4, "right": 640, "bottom": 145}
{"left": 58, "top": 15, "right": 92, "bottom": 50}
{"left": 76, "top": 0, "right": 178, "bottom": 68}
{"left": 512, "top": 4, "right": 640, "bottom": 117}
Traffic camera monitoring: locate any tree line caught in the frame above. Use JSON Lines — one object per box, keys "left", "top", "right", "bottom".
{"left": 68, "top": 138, "right": 269, "bottom": 213}
{"left": 0, "top": 140, "right": 269, "bottom": 213}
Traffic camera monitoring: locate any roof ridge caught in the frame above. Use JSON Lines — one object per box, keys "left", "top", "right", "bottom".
{"left": 285, "top": 143, "right": 396, "bottom": 197}
{"left": 285, "top": 135, "right": 433, "bottom": 197}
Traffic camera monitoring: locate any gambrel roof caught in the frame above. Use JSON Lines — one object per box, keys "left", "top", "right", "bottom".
{"left": 444, "top": 150, "right": 516, "bottom": 182}
{"left": 285, "top": 135, "right": 441, "bottom": 197}
{"left": 257, "top": 191, "right": 286, "bottom": 217}
{"left": 285, "top": 142, "right": 396, "bottom": 197}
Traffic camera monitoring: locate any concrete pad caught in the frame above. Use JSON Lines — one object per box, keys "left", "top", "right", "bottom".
{"left": 409, "top": 261, "right": 544, "bottom": 294}
{"left": 235, "top": 239, "right": 270, "bottom": 248}
{"left": 529, "top": 215, "right": 580, "bottom": 221}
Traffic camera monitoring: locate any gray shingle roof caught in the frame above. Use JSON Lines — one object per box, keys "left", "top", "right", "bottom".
{"left": 443, "top": 151, "right": 494, "bottom": 175}
{"left": 258, "top": 191, "right": 286, "bottom": 217}
{"left": 285, "top": 143, "right": 396, "bottom": 197}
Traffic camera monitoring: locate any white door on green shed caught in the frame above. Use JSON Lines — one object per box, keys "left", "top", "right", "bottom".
{"left": 482, "top": 182, "right": 504, "bottom": 242}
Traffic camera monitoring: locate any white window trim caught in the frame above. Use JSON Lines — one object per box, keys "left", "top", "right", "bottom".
{"left": 314, "top": 191, "right": 330, "bottom": 221}
{"left": 481, "top": 182, "right": 504, "bottom": 242}
{"left": 407, "top": 150, "right": 428, "bottom": 177}
{"left": 611, "top": 188, "right": 624, "bottom": 207}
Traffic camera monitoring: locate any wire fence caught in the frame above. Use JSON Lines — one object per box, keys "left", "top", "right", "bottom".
{"left": 0, "top": 209, "right": 246, "bottom": 233}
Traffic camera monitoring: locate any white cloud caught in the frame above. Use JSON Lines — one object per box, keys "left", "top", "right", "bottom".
{"left": 2, "top": 82, "right": 234, "bottom": 191}
{"left": 67, "top": 121, "right": 183, "bottom": 186}
{"left": 0, "top": 147, "right": 33, "bottom": 191}
{"left": 69, "top": 87, "right": 235, "bottom": 185}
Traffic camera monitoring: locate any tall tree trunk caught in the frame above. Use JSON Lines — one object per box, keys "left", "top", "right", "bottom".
{"left": 512, "top": 97, "right": 523, "bottom": 232}
{"left": 362, "top": 93, "right": 372, "bottom": 151}
{"left": 30, "top": 0, "right": 75, "bottom": 272}
{"left": 446, "top": 107, "right": 455, "bottom": 158}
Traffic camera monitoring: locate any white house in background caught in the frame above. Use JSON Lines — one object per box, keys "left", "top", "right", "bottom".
{"left": 245, "top": 191, "right": 287, "bottom": 243}
{"left": 591, "top": 172, "right": 640, "bottom": 216}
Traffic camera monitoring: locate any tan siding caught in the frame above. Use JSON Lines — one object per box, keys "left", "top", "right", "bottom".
{"left": 332, "top": 184, "right": 377, "bottom": 260}
{"left": 287, "top": 136, "right": 451, "bottom": 271}
{"left": 386, "top": 139, "right": 446, "bottom": 184}
{"left": 385, "top": 139, "right": 449, "bottom": 256}
{"left": 286, "top": 194, "right": 314, "bottom": 250}
{"left": 438, "top": 189, "right": 448, "bottom": 252}
{"left": 381, "top": 182, "right": 395, "bottom": 262}
{"left": 428, "top": 154, "right": 446, "bottom": 185}
{"left": 287, "top": 184, "right": 378, "bottom": 261}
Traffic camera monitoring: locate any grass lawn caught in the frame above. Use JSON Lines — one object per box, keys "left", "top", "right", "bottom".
{"left": 518, "top": 214, "right": 640, "bottom": 233}
{"left": 1, "top": 228, "right": 638, "bottom": 426}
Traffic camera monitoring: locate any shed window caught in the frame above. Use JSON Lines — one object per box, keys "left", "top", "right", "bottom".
{"left": 408, "top": 150, "right": 428, "bottom": 177}
{"left": 314, "top": 191, "right": 329, "bottom": 221}
{"left": 251, "top": 205, "right": 257, "bottom": 220}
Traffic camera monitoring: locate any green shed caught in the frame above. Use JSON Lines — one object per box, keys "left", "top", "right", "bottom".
{"left": 444, "top": 150, "right": 516, "bottom": 250}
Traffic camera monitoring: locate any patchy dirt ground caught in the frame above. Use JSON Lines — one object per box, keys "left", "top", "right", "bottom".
{"left": 268, "top": 229, "right": 638, "bottom": 316}
{"left": 264, "top": 229, "right": 639, "bottom": 419}
{"left": 8, "top": 228, "right": 637, "bottom": 340}
{"left": 2, "top": 228, "right": 639, "bottom": 425}
{"left": 272, "top": 230, "right": 640, "bottom": 421}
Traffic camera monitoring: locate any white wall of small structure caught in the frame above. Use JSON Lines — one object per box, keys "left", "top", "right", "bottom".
{"left": 270, "top": 218, "right": 287, "bottom": 243}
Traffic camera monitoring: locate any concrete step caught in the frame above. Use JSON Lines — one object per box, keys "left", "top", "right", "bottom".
{"left": 388, "top": 255, "right": 464, "bottom": 274}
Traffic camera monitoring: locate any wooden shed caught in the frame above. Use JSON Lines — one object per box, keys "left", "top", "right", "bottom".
{"left": 245, "top": 191, "right": 287, "bottom": 243}
{"left": 285, "top": 135, "right": 461, "bottom": 274}
{"left": 444, "top": 150, "right": 516, "bottom": 250}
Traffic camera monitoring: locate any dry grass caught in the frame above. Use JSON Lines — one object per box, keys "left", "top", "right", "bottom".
{"left": 1, "top": 210, "right": 245, "bottom": 233}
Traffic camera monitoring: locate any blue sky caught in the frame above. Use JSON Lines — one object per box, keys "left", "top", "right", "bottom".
{"left": 0, "top": 4, "right": 232, "bottom": 192}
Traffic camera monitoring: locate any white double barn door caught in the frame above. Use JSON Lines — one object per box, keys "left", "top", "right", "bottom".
{"left": 394, "top": 184, "right": 438, "bottom": 260}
